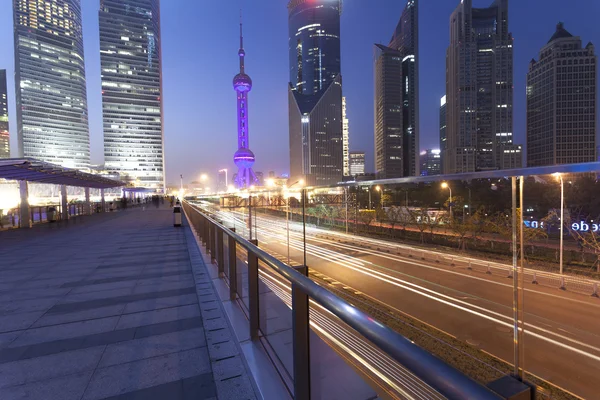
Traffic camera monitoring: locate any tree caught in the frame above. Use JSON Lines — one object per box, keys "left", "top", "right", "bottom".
{"left": 566, "top": 211, "right": 600, "bottom": 272}
{"left": 387, "top": 206, "right": 410, "bottom": 238}
{"left": 489, "top": 208, "right": 548, "bottom": 259}
{"left": 358, "top": 210, "right": 376, "bottom": 233}
{"left": 408, "top": 207, "right": 430, "bottom": 244}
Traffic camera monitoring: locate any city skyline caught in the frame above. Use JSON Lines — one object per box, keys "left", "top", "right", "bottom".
{"left": 0, "top": 0, "right": 598, "bottom": 184}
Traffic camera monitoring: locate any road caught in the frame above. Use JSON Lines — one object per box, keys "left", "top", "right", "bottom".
{"left": 210, "top": 206, "right": 600, "bottom": 399}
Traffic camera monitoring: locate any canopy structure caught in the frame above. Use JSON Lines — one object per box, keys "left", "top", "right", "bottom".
{"left": 0, "top": 158, "right": 125, "bottom": 189}
{"left": 122, "top": 187, "right": 157, "bottom": 193}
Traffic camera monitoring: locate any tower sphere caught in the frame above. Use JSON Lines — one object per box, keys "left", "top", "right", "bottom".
{"left": 234, "top": 148, "right": 256, "bottom": 169}
{"left": 233, "top": 73, "right": 252, "bottom": 92}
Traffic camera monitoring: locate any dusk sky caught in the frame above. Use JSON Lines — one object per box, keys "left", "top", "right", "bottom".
{"left": 0, "top": 0, "right": 598, "bottom": 186}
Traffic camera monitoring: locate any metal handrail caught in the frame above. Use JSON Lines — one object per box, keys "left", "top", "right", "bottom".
{"left": 184, "top": 201, "right": 501, "bottom": 400}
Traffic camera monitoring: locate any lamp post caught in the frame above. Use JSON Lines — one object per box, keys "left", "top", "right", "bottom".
{"left": 442, "top": 182, "right": 453, "bottom": 220}
{"left": 286, "top": 179, "right": 304, "bottom": 264}
{"left": 375, "top": 185, "right": 382, "bottom": 226}
{"left": 554, "top": 173, "right": 564, "bottom": 275}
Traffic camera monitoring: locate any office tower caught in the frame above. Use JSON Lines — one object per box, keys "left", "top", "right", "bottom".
{"left": 232, "top": 18, "right": 258, "bottom": 189}
{"left": 374, "top": 0, "right": 419, "bottom": 179}
{"left": 439, "top": 95, "right": 447, "bottom": 172}
{"left": 217, "top": 169, "right": 228, "bottom": 192}
{"left": 444, "top": 0, "right": 521, "bottom": 174}
{"left": 420, "top": 149, "right": 441, "bottom": 176}
{"left": 0, "top": 70, "right": 8, "bottom": 158}
{"left": 100, "top": 0, "right": 165, "bottom": 190}
{"left": 349, "top": 151, "right": 365, "bottom": 176}
{"left": 342, "top": 96, "right": 349, "bottom": 176}
{"left": 255, "top": 171, "right": 264, "bottom": 187}
{"left": 288, "top": 0, "right": 343, "bottom": 186}
{"left": 527, "top": 23, "right": 597, "bottom": 167}
{"left": 13, "top": 0, "right": 90, "bottom": 168}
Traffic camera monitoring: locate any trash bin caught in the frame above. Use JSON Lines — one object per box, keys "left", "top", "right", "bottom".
{"left": 173, "top": 206, "right": 182, "bottom": 227}
{"left": 47, "top": 206, "right": 57, "bottom": 222}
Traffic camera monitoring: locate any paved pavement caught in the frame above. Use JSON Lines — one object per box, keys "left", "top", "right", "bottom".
{"left": 0, "top": 206, "right": 257, "bottom": 400}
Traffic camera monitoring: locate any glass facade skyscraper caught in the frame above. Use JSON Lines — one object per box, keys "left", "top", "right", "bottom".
{"left": 444, "top": 0, "right": 521, "bottom": 173}
{"left": 527, "top": 24, "right": 597, "bottom": 167}
{"left": 0, "top": 70, "right": 9, "bottom": 159}
{"left": 374, "top": 0, "right": 419, "bottom": 179}
{"left": 13, "top": 0, "right": 90, "bottom": 169}
{"left": 288, "top": 0, "right": 343, "bottom": 186}
{"left": 99, "top": 0, "right": 165, "bottom": 190}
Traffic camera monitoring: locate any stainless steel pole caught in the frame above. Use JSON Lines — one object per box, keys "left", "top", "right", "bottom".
{"left": 248, "top": 194, "right": 253, "bottom": 241}
{"left": 518, "top": 176, "right": 525, "bottom": 381}
{"left": 511, "top": 176, "right": 520, "bottom": 378}
{"left": 345, "top": 187, "right": 349, "bottom": 234}
{"left": 560, "top": 177, "right": 564, "bottom": 275}
{"left": 302, "top": 189, "right": 307, "bottom": 268}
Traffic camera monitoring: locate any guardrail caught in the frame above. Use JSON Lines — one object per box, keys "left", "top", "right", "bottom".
{"left": 182, "top": 200, "right": 507, "bottom": 400}
{"left": 313, "top": 230, "right": 600, "bottom": 297}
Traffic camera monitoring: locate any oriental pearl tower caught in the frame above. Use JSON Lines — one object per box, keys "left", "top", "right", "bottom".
{"left": 233, "top": 16, "right": 258, "bottom": 189}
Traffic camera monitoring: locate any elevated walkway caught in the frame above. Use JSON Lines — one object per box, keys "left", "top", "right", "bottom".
{"left": 0, "top": 206, "right": 259, "bottom": 400}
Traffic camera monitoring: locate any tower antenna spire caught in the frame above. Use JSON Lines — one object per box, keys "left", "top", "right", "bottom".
{"left": 239, "top": 9, "right": 245, "bottom": 73}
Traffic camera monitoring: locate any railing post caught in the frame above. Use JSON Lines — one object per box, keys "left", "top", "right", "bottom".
{"left": 198, "top": 215, "right": 205, "bottom": 243}
{"left": 38, "top": 207, "right": 42, "bottom": 223}
{"left": 228, "top": 232, "right": 237, "bottom": 300}
{"left": 211, "top": 223, "right": 217, "bottom": 264}
{"left": 248, "top": 249, "right": 259, "bottom": 340}
{"left": 292, "top": 265, "right": 311, "bottom": 400}
{"left": 217, "top": 228, "right": 224, "bottom": 276}
{"left": 204, "top": 217, "right": 210, "bottom": 247}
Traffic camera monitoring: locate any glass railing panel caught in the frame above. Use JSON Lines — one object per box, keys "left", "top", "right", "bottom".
{"left": 258, "top": 259, "right": 294, "bottom": 382}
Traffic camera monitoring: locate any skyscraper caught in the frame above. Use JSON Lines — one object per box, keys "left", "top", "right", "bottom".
{"left": 288, "top": 0, "right": 343, "bottom": 186}
{"left": 342, "top": 96, "right": 349, "bottom": 176}
{"left": 13, "top": 0, "right": 90, "bottom": 168}
{"left": 374, "top": 0, "right": 419, "bottom": 179}
{"left": 420, "top": 149, "right": 441, "bottom": 176}
{"left": 349, "top": 151, "right": 365, "bottom": 176}
{"left": 527, "top": 23, "right": 597, "bottom": 167}
{"left": 0, "top": 70, "right": 9, "bottom": 159}
{"left": 100, "top": 0, "right": 165, "bottom": 190}
{"left": 444, "top": 0, "right": 521, "bottom": 174}
{"left": 439, "top": 95, "right": 447, "bottom": 171}
{"left": 233, "top": 18, "right": 258, "bottom": 189}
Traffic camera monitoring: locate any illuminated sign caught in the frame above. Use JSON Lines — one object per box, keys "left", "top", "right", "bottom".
{"left": 524, "top": 220, "right": 599, "bottom": 232}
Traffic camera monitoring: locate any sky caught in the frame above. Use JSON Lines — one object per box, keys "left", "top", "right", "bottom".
{"left": 0, "top": 0, "right": 598, "bottom": 186}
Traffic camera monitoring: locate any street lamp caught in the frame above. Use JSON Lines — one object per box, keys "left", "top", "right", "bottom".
{"left": 441, "top": 182, "right": 453, "bottom": 220}
{"left": 286, "top": 179, "right": 304, "bottom": 264}
{"left": 553, "top": 173, "right": 564, "bottom": 275}
{"left": 376, "top": 186, "right": 382, "bottom": 206}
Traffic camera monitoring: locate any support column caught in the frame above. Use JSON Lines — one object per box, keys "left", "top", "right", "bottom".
{"left": 85, "top": 187, "right": 91, "bottom": 215}
{"left": 100, "top": 188, "right": 106, "bottom": 213}
{"left": 61, "top": 185, "right": 69, "bottom": 221}
{"left": 19, "top": 180, "right": 31, "bottom": 229}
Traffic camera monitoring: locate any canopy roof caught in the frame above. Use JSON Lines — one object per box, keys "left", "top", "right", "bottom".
{"left": 0, "top": 158, "right": 125, "bottom": 189}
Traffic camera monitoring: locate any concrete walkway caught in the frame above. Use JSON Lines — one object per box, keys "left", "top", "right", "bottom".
{"left": 0, "top": 207, "right": 257, "bottom": 400}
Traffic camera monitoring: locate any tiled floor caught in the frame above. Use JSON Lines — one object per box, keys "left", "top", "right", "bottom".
{"left": 0, "top": 207, "right": 256, "bottom": 400}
